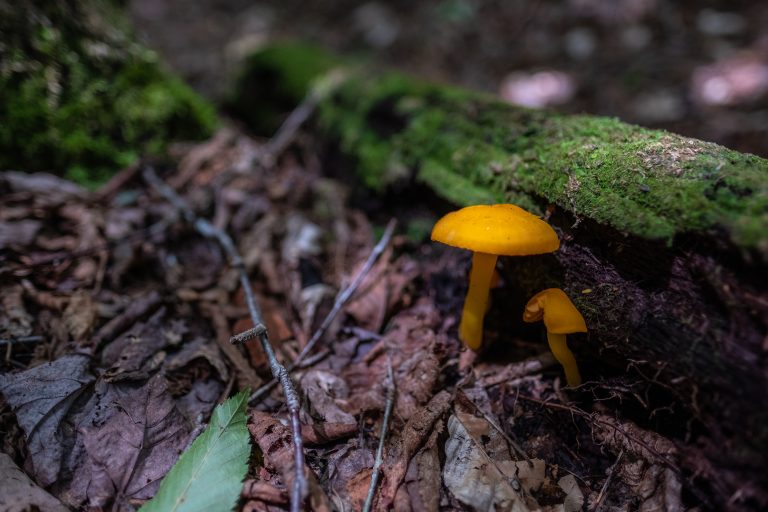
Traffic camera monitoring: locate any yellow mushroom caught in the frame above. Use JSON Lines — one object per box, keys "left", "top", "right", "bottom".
{"left": 523, "top": 288, "right": 587, "bottom": 387}
{"left": 431, "top": 204, "right": 560, "bottom": 350}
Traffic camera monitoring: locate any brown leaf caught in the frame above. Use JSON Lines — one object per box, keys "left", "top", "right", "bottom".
{"left": 0, "top": 354, "right": 95, "bottom": 487}
{"left": 241, "top": 479, "right": 288, "bottom": 505}
{"left": 442, "top": 411, "right": 543, "bottom": 511}
{"left": 63, "top": 290, "right": 97, "bottom": 343}
{"left": 344, "top": 302, "right": 443, "bottom": 418}
{"left": 379, "top": 390, "right": 452, "bottom": 508}
{"left": 0, "top": 285, "right": 33, "bottom": 338}
{"left": 68, "top": 376, "right": 191, "bottom": 510}
{"left": 592, "top": 414, "right": 683, "bottom": 511}
{"left": 0, "top": 453, "right": 69, "bottom": 512}
{"left": 0, "top": 219, "right": 42, "bottom": 250}
{"left": 91, "top": 290, "right": 162, "bottom": 348}
{"left": 301, "top": 422, "right": 358, "bottom": 445}
{"left": 249, "top": 411, "right": 332, "bottom": 512}
{"left": 301, "top": 369, "right": 355, "bottom": 424}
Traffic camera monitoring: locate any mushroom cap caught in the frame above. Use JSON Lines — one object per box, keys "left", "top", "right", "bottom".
{"left": 431, "top": 204, "right": 560, "bottom": 256}
{"left": 523, "top": 288, "right": 587, "bottom": 334}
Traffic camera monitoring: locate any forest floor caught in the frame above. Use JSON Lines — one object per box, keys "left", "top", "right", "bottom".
{"left": 1, "top": 121, "right": 720, "bottom": 511}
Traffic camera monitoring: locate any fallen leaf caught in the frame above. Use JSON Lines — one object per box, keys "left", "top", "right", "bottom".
{"left": 442, "top": 411, "right": 543, "bottom": 511}
{"left": 69, "top": 375, "right": 191, "bottom": 510}
{"left": 0, "top": 285, "right": 33, "bottom": 339}
{"left": 0, "top": 354, "right": 95, "bottom": 486}
{"left": 249, "top": 411, "right": 332, "bottom": 512}
{"left": 63, "top": 290, "right": 97, "bottom": 343}
{"left": 301, "top": 369, "right": 355, "bottom": 424}
{"left": 0, "top": 453, "right": 69, "bottom": 512}
{"left": 0, "top": 219, "right": 42, "bottom": 250}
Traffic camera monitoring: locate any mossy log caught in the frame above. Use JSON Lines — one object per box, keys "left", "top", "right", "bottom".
{"left": 236, "top": 44, "right": 768, "bottom": 505}
{"left": 0, "top": 0, "right": 216, "bottom": 186}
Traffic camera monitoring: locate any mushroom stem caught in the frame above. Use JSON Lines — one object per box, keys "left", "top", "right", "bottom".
{"left": 459, "top": 252, "right": 498, "bottom": 350}
{"left": 546, "top": 332, "right": 581, "bottom": 387}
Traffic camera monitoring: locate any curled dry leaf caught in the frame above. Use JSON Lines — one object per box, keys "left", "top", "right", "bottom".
{"left": 248, "top": 411, "right": 332, "bottom": 512}
{"left": 63, "top": 290, "right": 97, "bottom": 343}
{"left": 443, "top": 411, "right": 543, "bottom": 511}
{"left": 345, "top": 301, "right": 443, "bottom": 418}
{"left": 591, "top": 414, "right": 683, "bottom": 511}
{"left": 379, "top": 390, "right": 453, "bottom": 508}
{"left": 0, "top": 285, "right": 33, "bottom": 338}
{"left": 301, "top": 369, "right": 356, "bottom": 424}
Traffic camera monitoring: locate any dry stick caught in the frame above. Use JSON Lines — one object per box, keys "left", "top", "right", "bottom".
{"left": 248, "top": 219, "right": 397, "bottom": 403}
{"left": 594, "top": 449, "right": 624, "bottom": 511}
{"left": 0, "top": 335, "right": 44, "bottom": 347}
{"left": 363, "top": 361, "right": 396, "bottom": 512}
{"left": 142, "top": 167, "right": 308, "bottom": 512}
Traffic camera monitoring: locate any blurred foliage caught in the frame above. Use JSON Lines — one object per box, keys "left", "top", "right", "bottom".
{"left": 0, "top": 0, "right": 216, "bottom": 187}
{"left": 227, "top": 41, "right": 339, "bottom": 135}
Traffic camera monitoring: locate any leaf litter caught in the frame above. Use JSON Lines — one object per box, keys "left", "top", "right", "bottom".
{"left": 0, "top": 124, "right": 727, "bottom": 510}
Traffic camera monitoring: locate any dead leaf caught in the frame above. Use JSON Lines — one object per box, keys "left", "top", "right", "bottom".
{"left": 301, "top": 369, "right": 355, "bottom": 424}
{"left": 379, "top": 390, "right": 452, "bottom": 508}
{"left": 0, "top": 354, "right": 95, "bottom": 486}
{"left": 442, "top": 410, "right": 543, "bottom": 511}
{"left": 0, "top": 285, "right": 33, "bottom": 339}
{"left": 67, "top": 375, "right": 191, "bottom": 510}
{"left": 0, "top": 453, "right": 69, "bottom": 512}
{"left": 63, "top": 290, "right": 97, "bottom": 343}
{"left": 0, "top": 219, "right": 42, "bottom": 250}
{"left": 248, "top": 411, "right": 332, "bottom": 512}
{"left": 592, "top": 414, "right": 683, "bottom": 511}
{"left": 345, "top": 302, "right": 443, "bottom": 418}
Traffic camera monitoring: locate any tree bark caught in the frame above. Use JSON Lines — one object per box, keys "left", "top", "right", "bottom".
{"left": 235, "top": 44, "right": 768, "bottom": 505}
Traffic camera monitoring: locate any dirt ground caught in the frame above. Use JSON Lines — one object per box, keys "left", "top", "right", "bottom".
{"left": 129, "top": 0, "right": 768, "bottom": 157}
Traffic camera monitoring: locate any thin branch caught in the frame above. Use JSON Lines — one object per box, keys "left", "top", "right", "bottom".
{"left": 249, "top": 218, "right": 396, "bottom": 403}
{"left": 0, "top": 335, "right": 44, "bottom": 347}
{"left": 258, "top": 69, "right": 346, "bottom": 166}
{"left": 143, "top": 167, "right": 308, "bottom": 512}
{"left": 594, "top": 449, "right": 624, "bottom": 511}
{"left": 363, "top": 361, "right": 396, "bottom": 512}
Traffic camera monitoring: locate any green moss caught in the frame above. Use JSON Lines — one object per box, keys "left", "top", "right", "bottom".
{"left": 0, "top": 0, "right": 216, "bottom": 187}
{"left": 240, "top": 43, "right": 768, "bottom": 254}
{"left": 228, "top": 42, "right": 340, "bottom": 134}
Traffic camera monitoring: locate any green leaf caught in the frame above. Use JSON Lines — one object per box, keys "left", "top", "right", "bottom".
{"left": 140, "top": 389, "right": 251, "bottom": 512}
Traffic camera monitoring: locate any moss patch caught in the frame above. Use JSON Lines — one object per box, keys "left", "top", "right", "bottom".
{"left": 0, "top": 1, "right": 216, "bottom": 187}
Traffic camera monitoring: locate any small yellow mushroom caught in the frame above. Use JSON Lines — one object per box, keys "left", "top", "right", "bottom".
{"left": 431, "top": 204, "right": 560, "bottom": 350}
{"left": 523, "top": 288, "right": 587, "bottom": 387}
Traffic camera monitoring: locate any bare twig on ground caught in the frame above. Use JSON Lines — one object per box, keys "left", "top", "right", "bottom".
{"left": 249, "top": 218, "right": 396, "bottom": 403}
{"left": 143, "top": 166, "right": 308, "bottom": 512}
{"left": 0, "top": 335, "right": 44, "bottom": 347}
{"left": 363, "top": 360, "right": 396, "bottom": 512}
{"left": 258, "top": 70, "right": 346, "bottom": 166}
{"left": 594, "top": 449, "right": 624, "bottom": 511}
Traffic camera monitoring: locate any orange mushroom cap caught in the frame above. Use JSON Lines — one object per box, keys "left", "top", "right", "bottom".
{"left": 523, "top": 288, "right": 587, "bottom": 334}
{"left": 431, "top": 204, "right": 560, "bottom": 256}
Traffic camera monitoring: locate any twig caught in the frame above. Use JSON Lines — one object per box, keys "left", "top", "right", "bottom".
{"left": 0, "top": 335, "right": 44, "bottom": 347}
{"left": 249, "top": 219, "right": 396, "bottom": 403}
{"left": 594, "top": 449, "right": 624, "bottom": 511}
{"left": 258, "top": 69, "right": 346, "bottom": 166}
{"left": 143, "top": 167, "right": 308, "bottom": 512}
{"left": 363, "top": 361, "right": 396, "bottom": 512}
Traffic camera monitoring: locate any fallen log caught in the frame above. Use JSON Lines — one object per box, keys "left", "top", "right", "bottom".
{"left": 233, "top": 44, "right": 768, "bottom": 507}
